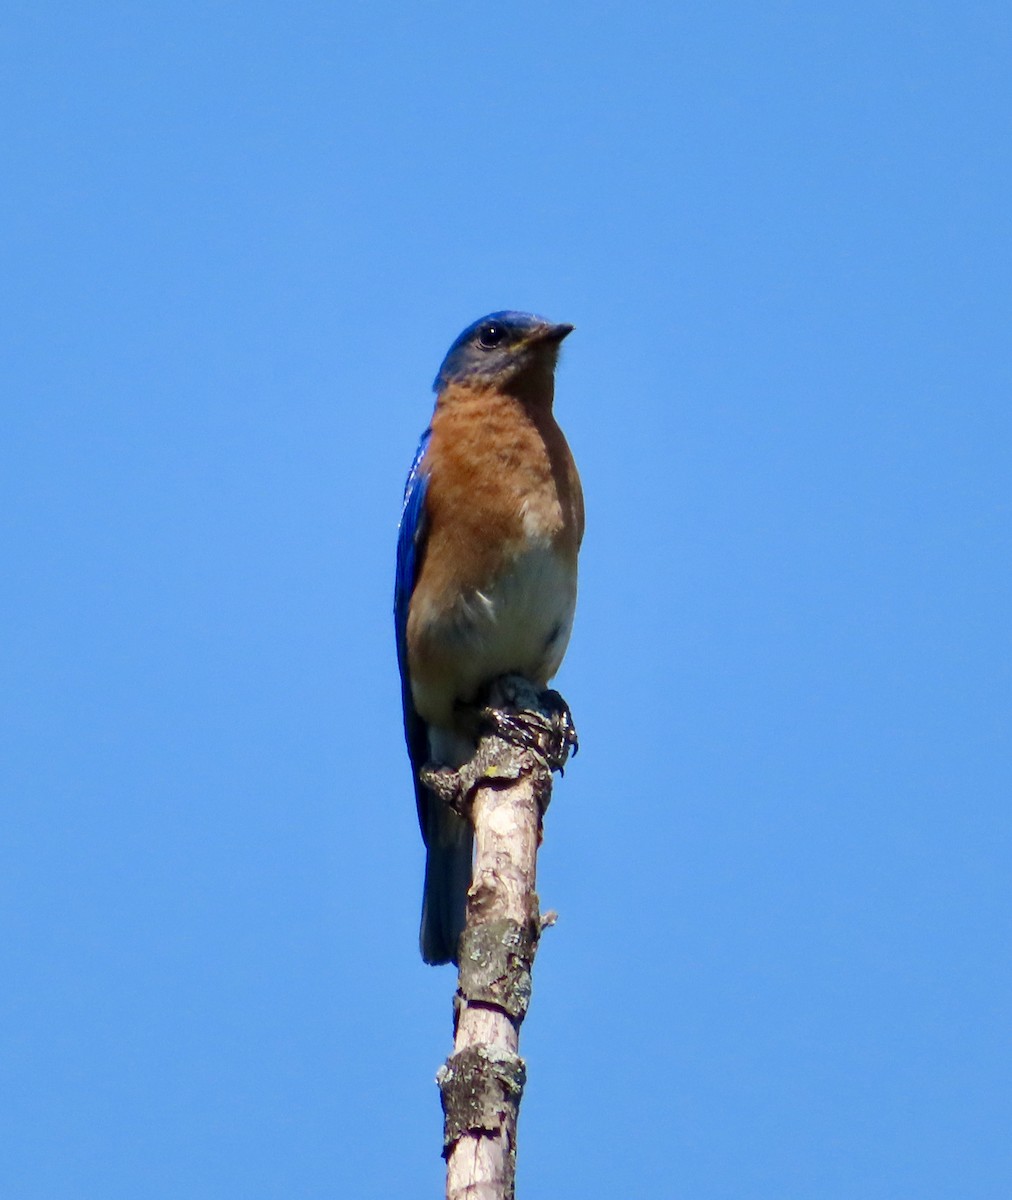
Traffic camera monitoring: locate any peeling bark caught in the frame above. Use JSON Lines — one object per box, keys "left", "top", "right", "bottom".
{"left": 425, "top": 677, "right": 576, "bottom": 1200}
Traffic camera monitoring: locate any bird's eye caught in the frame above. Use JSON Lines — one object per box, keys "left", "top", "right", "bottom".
{"left": 476, "top": 323, "right": 505, "bottom": 349}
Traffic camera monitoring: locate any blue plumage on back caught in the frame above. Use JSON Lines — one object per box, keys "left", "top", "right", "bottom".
{"left": 394, "top": 427, "right": 431, "bottom": 837}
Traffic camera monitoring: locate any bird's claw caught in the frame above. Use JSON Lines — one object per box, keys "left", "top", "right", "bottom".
{"left": 480, "top": 677, "right": 579, "bottom": 776}
{"left": 538, "top": 688, "right": 579, "bottom": 764}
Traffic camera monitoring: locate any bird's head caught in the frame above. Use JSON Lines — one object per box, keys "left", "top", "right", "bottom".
{"left": 433, "top": 311, "right": 574, "bottom": 393}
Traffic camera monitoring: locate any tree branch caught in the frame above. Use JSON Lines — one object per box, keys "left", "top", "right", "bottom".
{"left": 424, "top": 676, "right": 576, "bottom": 1200}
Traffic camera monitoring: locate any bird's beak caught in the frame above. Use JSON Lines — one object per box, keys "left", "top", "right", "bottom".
{"left": 531, "top": 322, "right": 575, "bottom": 345}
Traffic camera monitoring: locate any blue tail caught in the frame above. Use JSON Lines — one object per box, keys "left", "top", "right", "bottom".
{"left": 419, "top": 804, "right": 473, "bottom": 965}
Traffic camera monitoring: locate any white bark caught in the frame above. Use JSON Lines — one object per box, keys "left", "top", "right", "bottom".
{"left": 431, "top": 679, "right": 575, "bottom": 1200}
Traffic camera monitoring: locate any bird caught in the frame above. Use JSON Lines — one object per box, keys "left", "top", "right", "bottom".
{"left": 394, "top": 310, "right": 584, "bottom": 965}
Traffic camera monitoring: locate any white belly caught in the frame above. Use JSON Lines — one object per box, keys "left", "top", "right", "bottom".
{"left": 410, "top": 543, "right": 576, "bottom": 742}
{"left": 462, "top": 544, "right": 575, "bottom": 685}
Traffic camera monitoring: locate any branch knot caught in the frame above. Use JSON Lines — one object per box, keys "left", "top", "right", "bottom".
{"left": 457, "top": 918, "right": 539, "bottom": 1024}
{"left": 437, "top": 1045, "right": 527, "bottom": 1156}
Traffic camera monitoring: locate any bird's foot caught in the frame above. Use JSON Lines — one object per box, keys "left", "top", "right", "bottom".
{"left": 429, "top": 678, "right": 579, "bottom": 819}
{"left": 481, "top": 676, "right": 579, "bottom": 778}
{"left": 538, "top": 688, "right": 580, "bottom": 764}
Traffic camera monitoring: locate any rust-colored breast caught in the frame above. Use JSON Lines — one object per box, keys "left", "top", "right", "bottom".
{"left": 405, "top": 378, "right": 583, "bottom": 727}
{"left": 417, "top": 381, "right": 582, "bottom": 608}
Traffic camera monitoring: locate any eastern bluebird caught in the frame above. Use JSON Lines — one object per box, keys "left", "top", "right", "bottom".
{"left": 395, "top": 311, "right": 584, "bottom": 965}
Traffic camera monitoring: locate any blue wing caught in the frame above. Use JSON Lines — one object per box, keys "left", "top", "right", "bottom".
{"left": 394, "top": 427, "right": 432, "bottom": 838}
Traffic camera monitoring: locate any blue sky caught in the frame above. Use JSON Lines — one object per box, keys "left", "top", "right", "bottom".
{"left": 3, "top": 3, "right": 1010, "bottom": 1196}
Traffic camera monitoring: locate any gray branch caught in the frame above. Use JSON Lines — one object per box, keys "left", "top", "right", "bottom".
{"left": 425, "top": 676, "right": 576, "bottom": 1200}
